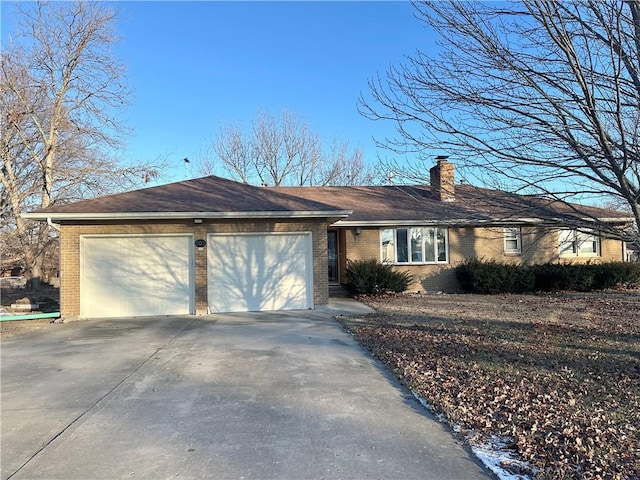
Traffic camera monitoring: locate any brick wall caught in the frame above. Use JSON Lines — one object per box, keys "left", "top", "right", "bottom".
{"left": 59, "top": 218, "right": 330, "bottom": 319}
{"left": 429, "top": 160, "right": 455, "bottom": 202}
{"left": 338, "top": 225, "right": 626, "bottom": 293}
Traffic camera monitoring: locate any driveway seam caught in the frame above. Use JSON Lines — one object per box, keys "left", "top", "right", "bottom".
{"left": 6, "top": 318, "right": 198, "bottom": 480}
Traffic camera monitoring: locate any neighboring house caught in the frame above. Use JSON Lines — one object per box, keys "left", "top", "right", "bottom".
{"left": 626, "top": 242, "right": 640, "bottom": 263}
{"left": 1, "top": 265, "right": 25, "bottom": 278}
{"left": 24, "top": 160, "right": 633, "bottom": 320}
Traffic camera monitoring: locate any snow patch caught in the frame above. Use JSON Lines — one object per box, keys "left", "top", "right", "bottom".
{"left": 411, "top": 390, "right": 534, "bottom": 480}
{"left": 471, "top": 437, "right": 534, "bottom": 480}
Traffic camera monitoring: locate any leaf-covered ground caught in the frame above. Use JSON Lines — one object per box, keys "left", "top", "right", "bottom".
{"left": 339, "top": 292, "right": 640, "bottom": 480}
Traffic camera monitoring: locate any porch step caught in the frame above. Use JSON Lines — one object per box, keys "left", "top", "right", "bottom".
{"left": 329, "top": 284, "right": 351, "bottom": 298}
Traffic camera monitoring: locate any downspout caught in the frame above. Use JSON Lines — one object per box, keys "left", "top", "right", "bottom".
{"left": 47, "top": 217, "right": 62, "bottom": 306}
{"left": 47, "top": 217, "right": 60, "bottom": 232}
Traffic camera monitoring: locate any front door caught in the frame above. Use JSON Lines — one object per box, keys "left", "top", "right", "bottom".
{"left": 328, "top": 230, "right": 339, "bottom": 284}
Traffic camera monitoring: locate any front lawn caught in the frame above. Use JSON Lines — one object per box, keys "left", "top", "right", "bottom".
{"left": 339, "top": 292, "right": 640, "bottom": 480}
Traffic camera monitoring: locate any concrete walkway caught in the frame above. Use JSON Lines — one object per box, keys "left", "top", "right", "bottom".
{"left": 1, "top": 301, "right": 491, "bottom": 479}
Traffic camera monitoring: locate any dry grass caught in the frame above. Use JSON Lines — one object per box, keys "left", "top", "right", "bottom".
{"left": 0, "top": 318, "right": 56, "bottom": 339}
{"left": 339, "top": 292, "right": 640, "bottom": 480}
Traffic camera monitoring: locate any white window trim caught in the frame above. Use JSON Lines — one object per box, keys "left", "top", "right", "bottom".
{"left": 503, "top": 227, "right": 522, "bottom": 254}
{"left": 380, "top": 227, "right": 449, "bottom": 265}
{"left": 559, "top": 229, "right": 601, "bottom": 257}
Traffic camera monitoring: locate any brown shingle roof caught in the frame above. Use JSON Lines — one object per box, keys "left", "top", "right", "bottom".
{"left": 25, "top": 175, "right": 632, "bottom": 226}
{"left": 272, "top": 185, "right": 475, "bottom": 223}
{"left": 26, "top": 176, "right": 348, "bottom": 218}
{"left": 275, "top": 184, "right": 632, "bottom": 225}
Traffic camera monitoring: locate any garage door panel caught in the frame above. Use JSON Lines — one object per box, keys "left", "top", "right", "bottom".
{"left": 208, "top": 233, "right": 312, "bottom": 313}
{"left": 81, "top": 286, "right": 124, "bottom": 318}
{"left": 81, "top": 235, "right": 193, "bottom": 318}
{"left": 270, "top": 284, "right": 307, "bottom": 310}
{"left": 265, "top": 235, "right": 306, "bottom": 256}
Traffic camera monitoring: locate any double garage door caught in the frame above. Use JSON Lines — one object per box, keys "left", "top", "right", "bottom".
{"left": 80, "top": 233, "right": 312, "bottom": 318}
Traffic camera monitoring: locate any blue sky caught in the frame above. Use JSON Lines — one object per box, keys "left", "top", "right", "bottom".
{"left": 108, "top": 1, "right": 433, "bottom": 182}
{"left": 1, "top": 1, "right": 624, "bottom": 206}
{"left": 0, "top": 1, "right": 437, "bottom": 183}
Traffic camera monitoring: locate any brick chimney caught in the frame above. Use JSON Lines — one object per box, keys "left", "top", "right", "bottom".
{"left": 429, "top": 157, "right": 455, "bottom": 202}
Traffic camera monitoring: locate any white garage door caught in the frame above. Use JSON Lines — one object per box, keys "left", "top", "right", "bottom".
{"left": 81, "top": 235, "right": 194, "bottom": 318}
{"left": 207, "top": 233, "right": 313, "bottom": 313}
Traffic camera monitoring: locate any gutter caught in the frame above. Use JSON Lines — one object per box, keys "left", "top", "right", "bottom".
{"left": 22, "top": 210, "right": 353, "bottom": 221}
{"left": 334, "top": 216, "right": 636, "bottom": 227}
{"left": 22, "top": 212, "right": 632, "bottom": 226}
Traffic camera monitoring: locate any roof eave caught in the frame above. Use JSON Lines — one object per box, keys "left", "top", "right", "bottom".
{"left": 22, "top": 210, "right": 353, "bottom": 221}
{"left": 334, "top": 216, "right": 635, "bottom": 227}
{"left": 590, "top": 216, "right": 635, "bottom": 223}
{"left": 334, "top": 219, "right": 539, "bottom": 227}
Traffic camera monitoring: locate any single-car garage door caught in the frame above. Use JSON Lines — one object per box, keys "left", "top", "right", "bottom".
{"left": 207, "top": 232, "right": 313, "bottom": 313}
{"left": 80, "top": 235, "right": 194, "bottom": 318}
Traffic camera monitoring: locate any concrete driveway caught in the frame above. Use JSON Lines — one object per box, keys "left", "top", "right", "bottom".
{"left": 1, "top": 302, "right": 491, "bottom": 479}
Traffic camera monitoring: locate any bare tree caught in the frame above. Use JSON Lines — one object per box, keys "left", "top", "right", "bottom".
{"left": 359, "top": 0, "right": 640, "bottom": 239}
{"left": 200, "top": 108, "right": 376, "bottom": 186}
{"left": 1, "top": 1, "right": 160, "bottom": 287}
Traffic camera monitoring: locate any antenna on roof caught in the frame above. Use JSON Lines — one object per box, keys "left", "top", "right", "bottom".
{"left": 387, "top": 171, "right": 395, "bottom": 186}
{"left": 183, "top": 158, "right": 190, "bottom": 179}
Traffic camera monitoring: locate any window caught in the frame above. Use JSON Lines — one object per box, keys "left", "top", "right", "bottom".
{"left": 381, "top": 227, "right": 448, "bottom": 264}
{"left": 504, "top": 227, "right": 522, "bottom": 254}
{"left": 381, "top": 229, "right": 395, "bottom": 263}
{"left": 559, "top": 229, "right": 600, "bottom": 257}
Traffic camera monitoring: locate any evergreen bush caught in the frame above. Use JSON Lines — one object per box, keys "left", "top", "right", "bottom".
{"left": 345, "top": 259, "right": 412, "bottom": 295}
{"left": 455, "top": 259, "right": 534, "bottom": 294}
{"left": 456, "top": 260, "right": 640, "bottom": 294}
{"left": 591, "top": 262, "right": 640, "bottom": 289}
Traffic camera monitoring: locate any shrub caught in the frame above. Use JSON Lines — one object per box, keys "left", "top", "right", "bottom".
{"left": 591, "top": 262, "right": 640, "bottom": 289}
{"left": 456, "top": 259, "right": 534, "bottom": 294}
{"left": 456, "top": 260, "right": 640, "bottom": 294}
{"left": 511, "top": 265, "right": 537, "bottom": 293}
{"left": 531, "top": 263, "right": 594, "bottom": 292}
{"left": 345, "top": 259, "right": 412, "bottom": 296}
{"left": 532, "top": 262, "right": 640, "bottom": 292}
{"left": 456, "top": 259, "right": 503, "bottom": 294}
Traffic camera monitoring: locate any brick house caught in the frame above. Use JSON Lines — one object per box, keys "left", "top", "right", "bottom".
{"left": 24, "top": 160, "right": 633, "bottom": 319}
